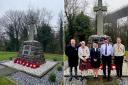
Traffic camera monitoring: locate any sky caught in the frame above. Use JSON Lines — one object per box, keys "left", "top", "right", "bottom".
{"left": 0, "top": 0, "right": 128, "bottom": 28}
{"left": 87, "top": 0, "right": 128, "bottom": 17}
{"left": 0, "top": 0, "right": 64, "bottom": 30}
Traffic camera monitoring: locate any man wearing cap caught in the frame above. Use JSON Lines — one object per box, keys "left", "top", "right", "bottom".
{"left": 100, "top": 38, "right": 113, "bottom": 81}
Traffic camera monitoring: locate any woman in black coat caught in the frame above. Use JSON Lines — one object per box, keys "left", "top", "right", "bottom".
{"left": 90, "top": 42, "right": 101, "bottom": 78}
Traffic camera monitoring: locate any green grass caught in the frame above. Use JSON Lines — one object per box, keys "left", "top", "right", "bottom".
{"left": 63, "top": 55, "right": 68, "bottom": 61}
{"left": 125, "top": 51, "right": 128, "bottom": 58}
{"left": 0, "top": 77, "right": 16, "bottom": 85}
{"left": 44, "top": 53, "right": 63, "bottom": 61}
{"left": 0, "top": 52, "right": 17, "bottom": 61}
{"left": 0, "top": 52, "right": 63, "bottom": 61}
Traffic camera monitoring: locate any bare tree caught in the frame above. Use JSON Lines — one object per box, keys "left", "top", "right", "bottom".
{"left": 58, "top": 11, "right": 63, "bottom": 53}
{"left": 0, "top": 8, "right": 53, "bottom": 51}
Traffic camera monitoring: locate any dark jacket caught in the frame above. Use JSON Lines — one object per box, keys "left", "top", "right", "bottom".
{"left": 90, "top": 48, "right": 101, "bottom": 63}
{"left": 65, "top": 45, "right": 79, "bottom": 67}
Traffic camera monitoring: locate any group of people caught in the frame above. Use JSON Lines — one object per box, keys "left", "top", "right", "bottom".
{"left": 65, "top": 37, "right": 125, "bottom": 81}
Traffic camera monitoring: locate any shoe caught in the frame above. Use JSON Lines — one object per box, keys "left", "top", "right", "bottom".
{"left": 119, "top": 77, "right": 122, "bottom": 80}
{"left": 103, "top": 76, "right": 106, "bottom": 79}
{"left": 107, "top": 77, "right": 112, "bottom": 81}
{"left": 80, "top": 77, "right": 84, "bottom": 81}
{"left": 74, "top": 76, "right": 79, "bottom": 80}
{"left": 107, "top": 77, "right": 110, "bottom": 81}
{"left": 84, "top": 76, "right": 89, "bottom": 80}
{"left": 69, "top": 77, "right": 73, "bottom": 81}
{"left": 116, "top": 76, "right": 120, "bottom": 79}
{"left": 95, "top": 77, "right": 98, "bottom": 79}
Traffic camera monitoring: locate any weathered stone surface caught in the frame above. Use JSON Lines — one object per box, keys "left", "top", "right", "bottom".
{"left": 1, "top": 61, "right": 58, "bottom": 77}
{"left": 18, "top": 40, "right": 45, "bottom": 64}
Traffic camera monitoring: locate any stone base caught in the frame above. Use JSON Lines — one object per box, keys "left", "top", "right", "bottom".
{"left": 64, "top": 62, "right": 128, "bottom": 76}
{"left": 1, "top": 61, "right": 58, "bottom": 77}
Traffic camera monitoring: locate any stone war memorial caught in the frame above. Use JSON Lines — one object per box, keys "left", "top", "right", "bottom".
{"left": 88, "top": 0, "right": 111, "bottom": 47}
{"left": 1, "top": 16, "right": 58, "bottom": 77}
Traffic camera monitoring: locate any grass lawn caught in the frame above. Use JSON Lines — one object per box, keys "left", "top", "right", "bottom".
{"left": 44, "top": 53, "right": 63, "bottom": 61}
{"left": 0, "top": 51, "right": 63, "bottom": 61}
{"left": 0, "top": 77, "right": 16, "bottom": 85}
{"left": 0, "top": 52, "right": 17, "bottom": 61}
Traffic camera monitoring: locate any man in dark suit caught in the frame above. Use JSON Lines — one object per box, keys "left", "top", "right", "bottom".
{"left": 65, "top": 39, "right": 79, "bottom": 81}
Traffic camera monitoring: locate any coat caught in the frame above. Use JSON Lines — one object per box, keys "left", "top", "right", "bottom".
{"left": 65, "top": 45, "right": 78, "bottom": 67}
{"left": 90, "top": 48, "right": 101, "bottom": 68}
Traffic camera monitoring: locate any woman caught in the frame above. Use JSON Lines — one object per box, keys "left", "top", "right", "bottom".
{"left": 113, "top": 37, "right": 125, "bottom": 79}
{"left": 90, "top": 42, "right": 101, "bottom": 79}
{"left": 78, "top": 41, "right": 90, "bottom": 81}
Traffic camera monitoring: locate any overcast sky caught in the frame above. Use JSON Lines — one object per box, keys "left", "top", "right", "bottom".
{"left": 0, "top": 0, "right": 64, "bottom": 29}
{"left": 87, "top": 0, "right": 128, "bottom": 17}
{"left": 0, "top": 0, "right": 128, "bottom": 27}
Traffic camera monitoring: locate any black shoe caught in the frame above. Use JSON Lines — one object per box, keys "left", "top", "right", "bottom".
{"left": 80, "top": 77, "right": 84, "bottom": 81}
{"left": 74, "top": 76, "right": 79, "bottom": 80}
{"left": 69, "top": 77, "right": 73, "bottom": 81}
{"left": 95, "top": 77, "right": 98, "bottom": 79}
{"left": 103, "top": 76, "right": 106, "bottom": 79}
{"left": 119, "top": 77, "right": 122, "bottom": 80}
{"left": 107, "top": 77, "right": 112, "bottom": 81}
{"left": 94, "top": 77, "right": 96, "bottom": 79}
{"left": 107, "top": 77, "right": 110, "bottom": 81}
{"left": 84, "top": 76, "right": 89, "bottom": 80}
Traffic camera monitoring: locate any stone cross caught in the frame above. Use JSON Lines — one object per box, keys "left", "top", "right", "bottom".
{"left": 28, "top": 24, "right": 35, "bottom": 40}
{"left": 93, "top": 0, "right": 107, "bottom": 35}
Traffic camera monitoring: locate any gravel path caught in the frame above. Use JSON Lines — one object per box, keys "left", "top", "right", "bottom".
{"left": 8, "top": 65, "right": 63, "bottom": 85}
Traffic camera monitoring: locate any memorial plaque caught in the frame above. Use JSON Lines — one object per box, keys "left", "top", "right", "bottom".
{"left": 17, "top": 40, "right": 45, "bottom": 65}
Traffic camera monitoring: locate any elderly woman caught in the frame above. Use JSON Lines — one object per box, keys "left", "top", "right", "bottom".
{"left": 78, "top": 41, "right": 90, "bottom": 81}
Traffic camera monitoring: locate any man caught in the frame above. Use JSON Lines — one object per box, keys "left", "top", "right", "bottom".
{"left": 65, "top": 39, "right": 79, "bottom": 81}
{"left": 113, "top": 37, "right": 125, "bottom": 79}
{"left": 100, "top": 38, "right": 113, "bottom": 81}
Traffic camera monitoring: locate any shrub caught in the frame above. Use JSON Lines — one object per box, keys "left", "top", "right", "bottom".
{"left": 61, "top": 62, "right": 63, "bottom": 66}
{"left": 53, "top": 58, "right": 57, "bottom": 61}
{"left": 57, "top": 65, "right": 62, "bottom": 71}
{"left": 9, "top": 57, "right": 12, "bottom": 60}
{"left": 49, "top": 73, "right": 56, "bottom": 82}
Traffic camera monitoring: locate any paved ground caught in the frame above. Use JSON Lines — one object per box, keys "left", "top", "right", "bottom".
{"left": 64, "top": 61, "right": 128, "bottom": 85}
{"left": 1, "top": 61, "right": 58, "bottom": 77}
{"left": 64, "top": 76, "right": 128, "bottom": 85}
{"left": 64, "top": 61, "right": 128, "bottom": 76}
{"left": 0, "top": 65, "right": 17, "bottom": 76}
